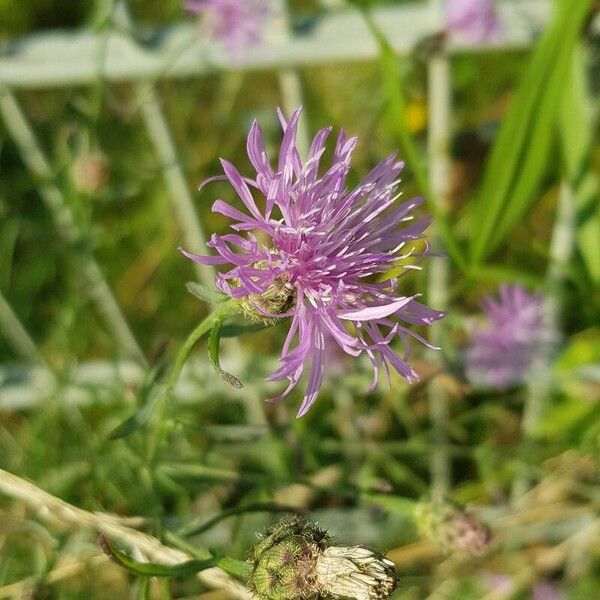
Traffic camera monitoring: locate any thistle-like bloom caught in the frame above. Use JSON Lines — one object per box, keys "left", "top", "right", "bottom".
{"left": 533, "top": 582, "right": 563, "bottom": 600}
{"left": 445, "top": 0, "right": 503, "bottom": 43}
{"left": 182, "top": 108, "right": 444, "bottom": 416}
{"left": 415, "top": 499, "right": 491, "bottom": 555}
{"left": 249, "top": 517, "right": 397, "bottom": 600}
{"left": 185, "top": 0, "right": 270, "bottom": 56}
{"left": 465, "top": 285, "right": 554, "bottom": 390}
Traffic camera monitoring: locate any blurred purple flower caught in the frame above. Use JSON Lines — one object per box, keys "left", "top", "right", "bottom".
{"left": 533, "top": 581, "right": 564, "bottom": 600}
{"left": 182, "top": 108, "right": 444, "bottom": 416}
{"left": 465, "top": 285, "right": 554, "bottom": 390}
{"left": 484, "top": 574, "right": 513, "bottom": 594}
{"left": 445, "top": 0, "right": 503, "bottom": 43}
{"left": 485, "top": 575, "right": 563, "bottom": 599}
{"left": 185, "top": 0, "right": 270, "bottom": 57}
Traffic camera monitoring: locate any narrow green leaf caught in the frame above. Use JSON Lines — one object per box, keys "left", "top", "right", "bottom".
{"left": 112, "top": 301, "right": 238, "bottom": 443}
{"left": 208, "top": 320, "right": 243, "bottom": 389}
{"left": 469, "top": 0, "right": 595, "bottom": 265}
{"left": 109, "top": 368, "right": 164, "bottom": 440}
{"left": 362, "top": 493, "right": 416, "bottom": 517}
{"left": 97, "top": 534, "right": 219, "bottom": 577}
{"left": 180, "top": 503, "right": 303, "bottom": 538}
{"left": 109, "top": 413, "right": 146, "bottom": 440}
{"left": 186, "top": 282, "right": 228, "bottom": 304}
{"left": 471, "top": 265, "right": 544, "bottom": 287}
{"left": 559, "top": 46, "right": 600, "bottom": 284}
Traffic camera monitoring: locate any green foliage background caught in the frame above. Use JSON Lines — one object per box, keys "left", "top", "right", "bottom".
{"left": 0, "top": 1, "right": 599, "bottom": 599}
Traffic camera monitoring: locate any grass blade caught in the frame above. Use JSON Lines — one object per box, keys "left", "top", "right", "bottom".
{"left": 468, "top": 0, "right": 595, "bottom": 265}
{"left": 98, "top": 533, "right": 219, "bottom": 577}
{"left": 559, "top": 45, "right": 600, "bottom": 284}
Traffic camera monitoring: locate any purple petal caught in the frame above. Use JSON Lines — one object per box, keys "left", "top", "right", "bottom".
{"left": 337, "top": 297, "right": 416, "bottom": 321}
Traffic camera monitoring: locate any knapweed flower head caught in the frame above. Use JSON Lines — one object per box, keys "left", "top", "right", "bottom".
{"left": 533, "top": 581, "right": 564, "bottom": 600}
{"left": 182, "top": 108, "right": 444, "bottom": 416}
{"left": 70, "top": 152, "right": 109, "bottom": 196}
{"left": 445, "top": 0, "right": 503, "bottom": 43}
{"left": 185, "top": 0, "right": 270, "bottom": 57}
{"left": 465, "top": 284, "right": 555, "bottom": 390}
{"left": 415, "top": 498, "right": 491, "bottom": 555}
{"left": 249, "top": 516, "right": 397, "bottom": 600}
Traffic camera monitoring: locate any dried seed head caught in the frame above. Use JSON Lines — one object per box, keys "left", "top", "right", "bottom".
{"left": 415, "top": 499, "right": 491, "bottom": 555}
{"left": 315, "top": 546, "right": 397, "bottom": 600}
{"left": 249, "top": 517, "right": 397, "bottom": 600}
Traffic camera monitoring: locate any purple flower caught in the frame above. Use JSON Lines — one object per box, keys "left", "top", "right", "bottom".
{"left": 533, "top": 582, "right": 564, "bottom": 600}
{"left": 465, "top": 285, "right": 554, "bottom": 390}
{"left": 185, "top": 0, "right": 270, "bottom": 57}
{"left": 182, "top": 108, "right": 444, "bottom": 416}
{"left": 445, "top": 0, "right": 503, "bottom": 43}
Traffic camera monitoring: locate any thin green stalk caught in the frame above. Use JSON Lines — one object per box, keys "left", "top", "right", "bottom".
{"left": 426, "top": 51, "right": 452, "bottom": 502}
{"left": 178, "top": 503, "right": 302, "bottom": 538}
{"left": 512, "top": 182, "right": 575, "bottom": 501}
{"left": 145, "top": 300, "right": 239, "bottom": 463}
{"left": 0, "top": 291, "right": 48, "bottom": 368}
{"left": 164, "top": 532, "right": 252, "bottom": 581}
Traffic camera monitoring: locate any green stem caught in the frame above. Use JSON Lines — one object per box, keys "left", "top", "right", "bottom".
{"left": 217, "top": 557, "right": 252, "bottom": 582}
{"left": 164, "top": 531, "right": 251, "bottom": 582}
{"left": 145, "top": 300, "right": 239, "bottom": 463}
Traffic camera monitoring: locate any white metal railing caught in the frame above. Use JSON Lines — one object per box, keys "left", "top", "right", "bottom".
{"left": 0, "top": 2, "right": 551, "bottom": 88}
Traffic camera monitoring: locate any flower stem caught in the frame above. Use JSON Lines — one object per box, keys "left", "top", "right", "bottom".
{"left": 426, "top": 50, "right": 452, "bottom": 502}
{"left": 0, "top": 291, "right": 49, "bottom": 368}
{"left": 512, "top": 182, "right": 575, "bottom": 501}
{"left": 145, "top": 300, "right": 239, "bottom": 464}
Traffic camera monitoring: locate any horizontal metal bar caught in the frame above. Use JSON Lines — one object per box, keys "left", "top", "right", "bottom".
{"left": 0, "top": 1, "right": 553, "bottom": 89}
{"left": 0, "top": 350, "right": 275, "bottom": 411}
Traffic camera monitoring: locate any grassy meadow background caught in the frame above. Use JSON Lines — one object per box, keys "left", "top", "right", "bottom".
{"left": 1, "top": 0, "right": 600, "bottom": 598}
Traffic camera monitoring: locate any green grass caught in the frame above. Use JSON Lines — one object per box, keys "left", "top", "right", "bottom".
{"left": 1, "top": 1, "right": 600, "bottom": 598}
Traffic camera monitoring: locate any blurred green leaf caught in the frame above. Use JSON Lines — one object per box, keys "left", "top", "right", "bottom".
{"left": 0, "top": 218, "right": 19, "bottom": 290}
{"left": 468, "top": 0, "right": 595, "bottom": 265}
{"left": 108, "top": 397, "right": 156, "bottom": 440}
{"left": 362, "top": 493, "right": 416, "bottom": 517}
{"left": 97, "top": 534, "right": 219, "bottom": 577}
{"left": 109, "top": 367, "right": 164, "bottom": 440}
{"left": 470, "top": 264, "right": 544, "bottom": 287}
{"left": 537, "top": 397, "right": 595, "bottom": 439}
{"left": 554, "top": 327, "right": 600, "bottom": 375}
{"left": 186, "top": 281, "right": 228, "bottom": 304}
{"left": 559, "top": 46, "right": 600, "bottom": 284}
